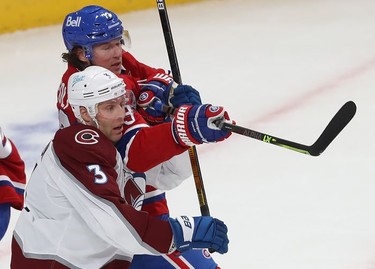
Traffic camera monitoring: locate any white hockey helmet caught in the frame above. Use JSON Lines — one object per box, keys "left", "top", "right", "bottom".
{"left": 68, "top": 66, "right": 126, "bottom": 122}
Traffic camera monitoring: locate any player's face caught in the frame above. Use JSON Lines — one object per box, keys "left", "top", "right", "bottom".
{"left": 96, "top": 96, "right": 127, "bottom": 143}
{"left": 92, "top": 38, "right": 123, "bottom": 75}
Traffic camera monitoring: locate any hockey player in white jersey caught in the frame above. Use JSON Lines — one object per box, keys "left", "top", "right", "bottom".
{"left": 11, "top": 66, "right": 231, "bottom": 269}
{"left": 59, "top": 6, "right": 225, "bottom": 267}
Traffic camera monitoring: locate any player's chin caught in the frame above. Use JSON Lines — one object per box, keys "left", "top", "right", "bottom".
{"left": 110, "top": 64, "right": 122, "bottom": 74}
{"left": 110, "top": 132, "right": 123, "bottom": 143}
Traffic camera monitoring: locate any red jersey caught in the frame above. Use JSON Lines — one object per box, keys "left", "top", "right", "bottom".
{"left": 56, "top": 51, "right": 182, "bottom": 218}
{"left": 0, "top": 139, "right": 26, "bottom": 210}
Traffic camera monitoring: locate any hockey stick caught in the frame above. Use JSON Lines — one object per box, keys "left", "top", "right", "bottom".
{"left": 153, "top": 100, "right": 356, "bottom": 156}
{"left": 156, "top": 0, "right": 211, "bottom": 216}
{"left": 217, "top": 100, "right": 357, "bottom": 156}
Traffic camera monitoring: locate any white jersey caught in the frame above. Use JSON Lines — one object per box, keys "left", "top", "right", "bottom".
{"left": 12, "top": 124, "right": 175, "bottom": 269}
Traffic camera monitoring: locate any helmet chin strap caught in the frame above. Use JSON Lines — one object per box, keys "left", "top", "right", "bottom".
{"left": 92, "top": 104, "right": 100, "bottom": 129}
{"left": 92, "top": 117, "right": 100, "bottom": 130}
{"left": 80, "top": 104, "right": 100, "bottom": 129}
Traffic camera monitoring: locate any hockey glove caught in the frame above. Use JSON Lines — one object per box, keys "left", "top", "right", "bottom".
{"left": 172, "top": 104, "right": 232, "bottom": 147}
{"left": 137, "top": 73, "right": 201, "bottom": 124}
{"left": 169, "top": 216, "right": 229, "bottom": 254}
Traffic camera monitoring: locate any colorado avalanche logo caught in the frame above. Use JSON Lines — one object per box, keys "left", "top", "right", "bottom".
{"left": 75, "top": 129, "right": 100, "bottom": 145}
{"left": 124, "top": 173, "right": 145, "bottom": 211}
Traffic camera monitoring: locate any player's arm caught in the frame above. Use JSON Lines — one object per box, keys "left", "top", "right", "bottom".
{"left": 0, "top": 127, "right": 26, "bottom": 240}
{"left": 145, "top": 151, "right": 192, "bottom": 190}
{"left": 54, "top": 126, "right": 229, "bottom": 255}
{"left": 118, "top": 104, "right": 233, "bottom": 173}
{"left": 0, "top": 128, "right": 26, "bottom": 210}
{"left": 53, "top": 126, "right": 174, "bottom": 254}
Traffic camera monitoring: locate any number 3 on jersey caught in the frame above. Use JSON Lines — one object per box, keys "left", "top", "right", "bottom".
{"left": 87, "top": 164, "right": 108, "bottom": 184}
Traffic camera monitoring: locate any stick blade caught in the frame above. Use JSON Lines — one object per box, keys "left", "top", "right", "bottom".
{"left": 309, "top": 101, "right": 357, "bottom": 156}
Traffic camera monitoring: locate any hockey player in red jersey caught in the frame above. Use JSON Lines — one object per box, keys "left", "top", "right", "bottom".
{"left": 11, "top": 66, "right": 231, "bottom": 268}
{"left": 58, "top": 5, "right": 223, "bottom": 268}
{"left": 0, "top": 127, "right": 26, "bottom": 241}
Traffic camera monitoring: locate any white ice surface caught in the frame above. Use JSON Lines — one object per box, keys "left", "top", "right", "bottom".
{"left": 1, "top": 0, "right": 375, "bottom": 268}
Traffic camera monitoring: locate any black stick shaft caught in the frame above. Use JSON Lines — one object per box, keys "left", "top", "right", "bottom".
{"left": 156, "top": 0, "right": 182, "bottom": 84}
{"left": 156, "top": 0, "right": 210, "bottom": 216}
{"left": 219, "top": 101, "right": 356, "bottom": 156}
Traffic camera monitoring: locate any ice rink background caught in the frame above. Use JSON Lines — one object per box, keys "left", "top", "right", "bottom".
{"left": 1, "top": 0, "right": 375, "bottom": 268}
